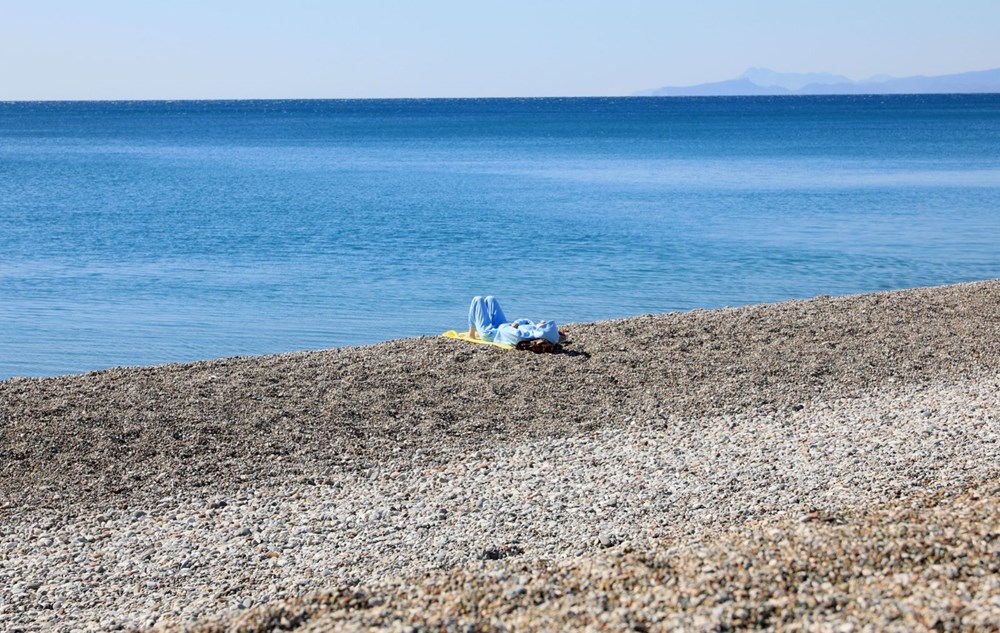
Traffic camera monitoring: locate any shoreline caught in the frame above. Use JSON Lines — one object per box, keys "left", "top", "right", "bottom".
{"left": 2, "top": 279, "right": 999, "bottom": 630}
{"left": 4, "top": 279, "right": 999, "bottom": 513}
{"left": 3, "top": 277, "right": 996, "bottom": 385}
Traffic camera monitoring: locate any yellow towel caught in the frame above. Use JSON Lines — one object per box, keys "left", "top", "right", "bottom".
{"left": 441, "top": 330, "right": 515, "bottom": 349}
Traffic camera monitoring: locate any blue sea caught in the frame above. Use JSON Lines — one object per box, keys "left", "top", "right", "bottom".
{"left": 2, "top": 95, "right": 999, "bottom": 378}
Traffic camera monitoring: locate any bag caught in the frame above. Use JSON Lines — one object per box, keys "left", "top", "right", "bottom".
{"left": 516, "top": 338, "right": 558, "bottom": 354}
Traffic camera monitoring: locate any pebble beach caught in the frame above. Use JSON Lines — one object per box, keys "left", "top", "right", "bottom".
{"left": 2, "top": 280, "right": 999, "bottom": 631}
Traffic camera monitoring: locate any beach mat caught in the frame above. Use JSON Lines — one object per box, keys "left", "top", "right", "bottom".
{"left": 441, "top": 330, "right": 515, "bottom": 349}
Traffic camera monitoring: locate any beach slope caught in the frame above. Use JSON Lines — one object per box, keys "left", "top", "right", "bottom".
{"left": 1, "top": 280, "right": 998, "bottom": 630}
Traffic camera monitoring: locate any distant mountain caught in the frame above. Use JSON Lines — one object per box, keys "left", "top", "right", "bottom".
{"left": 637, "top": 67, "right": 1000, "bottom": 96}
{"left": 739, "top": 67, "right": 852, "bottom": 91}
{"left": 638, "top": 78, "right": 790, "bottom": 97}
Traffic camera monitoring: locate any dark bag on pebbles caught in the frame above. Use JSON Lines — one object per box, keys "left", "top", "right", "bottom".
{"left": 516, "top": 338, "right": 558, "bottom": 354}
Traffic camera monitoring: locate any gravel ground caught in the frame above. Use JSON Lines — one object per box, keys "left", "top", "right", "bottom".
{"left": 176, "top": 479, "right": 1000, "bottom": 633}
{"left": 1, "top": 280, "right": 999, "bottom": 631}
{"left": 2, "top": 374, "right": 999, "bottom": 631}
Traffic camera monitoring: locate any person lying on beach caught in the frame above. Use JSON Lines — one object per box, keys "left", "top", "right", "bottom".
{"left": 467, "top": 295, "right": 560, "bottom": 347}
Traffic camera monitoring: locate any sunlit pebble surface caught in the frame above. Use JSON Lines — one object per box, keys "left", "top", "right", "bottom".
{"left": 182, "top": 481, "right": 1000, "bottom": 633}
{"left": 1, "top": 375, "right": 997, "bottom": 631}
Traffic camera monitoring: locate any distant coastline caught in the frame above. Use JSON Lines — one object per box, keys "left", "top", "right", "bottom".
{"left": 637, "top": 66, "right": 1000, "bottom": 97}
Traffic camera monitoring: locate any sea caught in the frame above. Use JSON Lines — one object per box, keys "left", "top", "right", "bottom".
{"left": 2, "top": 95, "right": 999, "bottom": 379}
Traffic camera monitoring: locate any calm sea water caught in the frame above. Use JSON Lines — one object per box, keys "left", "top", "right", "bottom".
{"left": 2, "top": 95, "right": 999, "bottom": 378}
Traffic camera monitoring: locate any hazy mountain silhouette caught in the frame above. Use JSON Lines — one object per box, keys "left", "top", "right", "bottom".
{"left": 740, "top": 67, "right": 852, "bottom": 91}
{"left": 637, "top": 67, "right": 1000, "bottom": 96}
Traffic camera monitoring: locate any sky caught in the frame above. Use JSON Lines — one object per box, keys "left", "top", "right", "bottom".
{"left": 2, "top": 0, "right": 999, "bottom": 100}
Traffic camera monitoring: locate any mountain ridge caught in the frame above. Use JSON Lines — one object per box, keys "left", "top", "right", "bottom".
{"left": 637, "top": 67, "right": 1000, "bottom": 96}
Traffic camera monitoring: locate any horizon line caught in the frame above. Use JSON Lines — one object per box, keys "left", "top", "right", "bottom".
{"left": 4, "top": 92, "right": 1000, "bottom": 104}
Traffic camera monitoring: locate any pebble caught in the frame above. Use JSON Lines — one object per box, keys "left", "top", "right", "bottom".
{"left": 2, "top": 281, "right": 1000, "bottom": 631}
{"left": 0, "top": 375, "right": 997, "bottom": 631}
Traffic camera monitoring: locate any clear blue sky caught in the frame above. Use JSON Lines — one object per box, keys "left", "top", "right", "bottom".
{"left": 2, "top": 0, "right": 998, "bottom": 99}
